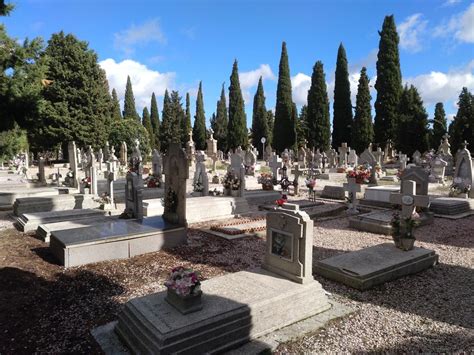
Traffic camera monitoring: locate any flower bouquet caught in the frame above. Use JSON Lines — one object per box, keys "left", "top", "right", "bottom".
{"left": 258, "top": 173, "right": 274, "bottom": 190}
{"left": 222, "top": 171, "right": 241, "bottom": 191}
{"left": 164, "top": 266, "right": 203, "bottom": 314}
{"left": 391, "top": 211, "right": 420, "bottom": 251}
{"left": 145, "top": 174, "right": 162, "bottom": 188}
{"left": 346, "top": 167, "right": 371, "bottom": 184}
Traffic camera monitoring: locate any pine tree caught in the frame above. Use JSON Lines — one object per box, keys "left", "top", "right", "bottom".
{"left": 266, "top": 110, "right": 274, "bottom": 148}
{"left": 397, "top": 85, "right": 430, "bottom": 156}
{"left": 123, "top": 75, "right": 140, "bottom": 121}
{"left": 374, "top": 15, "right": 402, "bottom": 147}
{"left": 306, "top": 61, "right": 331, "bottom": 151}
{"left": 0, "top": 0, "right": 14, "bottom": 16}
{"left": 193, "top": 82, "right": 207, "bottom": 150}
{"left": 449, "top": 87, "right": 474, "bottom": 153}
{"left": 212, "top": 83, "right": 228, "bottom": 152}
{"left": 182, "top": 92, "right": 192, "bottom": 144}
{"left": 38, "top": 31, "right": 112, "bottom": 155}
{"left": 142, "top": 106, "right": 153, "bottom": 150}
{"left": 431, "top": 102, "right": 447, "bottom": 149}
{"left": 351, "top": 67, "right": 373, "bottom": 153}
{"left": 111, "top": 88, "right": 122, "bottom": 121}
{"left": 251, "top": 77, "right": 269, "bottom": 157}
{"left": 273, "top": 42, "right": 296, "bottom": 153}
{"left": 332, "top": 43, "right": 353, "bottom": 148}
{"left": 150, "top": 92, "right": 160, "bottom": 150}
{"left": 227, "top": 60, "right": 248, "bottom": 150}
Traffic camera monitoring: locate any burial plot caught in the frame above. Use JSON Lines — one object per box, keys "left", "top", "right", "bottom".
{"left": 13, "top": 194, "right": 100, "bottom": 216}
{"left": 0, "top": 187, "right": 59, "bottom": 209}
{"left": 321, "top": 185, "right": 345, "bottom": 200}
{"left": 206, "top": 217, "right": 266, "bottom": 240}
{"left": 429, "top": 197, "right": 474, "bottom": 219}
{"left": 400, "top": 166, "right": 429, "bottom": 196}
{"left": 111, "top": 203, "right": 331, "bottom": 354}
{"left": 360, "top": 185, "right": 400, "bottom": 208}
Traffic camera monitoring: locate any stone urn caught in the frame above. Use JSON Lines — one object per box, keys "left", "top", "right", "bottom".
{"left": 165, "top": 288, "right": 203, "bottom": 315}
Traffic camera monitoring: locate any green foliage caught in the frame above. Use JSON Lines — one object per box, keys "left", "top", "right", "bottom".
{"left": 227, "top": 60, "right": 248, "bottom": 150}
{"left": 297, "top": 105, "right": 308, "bottom": 148}
{"left": 266, "top": 110, "right": 274, "bottom": 147}
{"left": 192, "top": 82, "right": 207, "bottom": 150}
{"left": 160, "top": 90, "right": 184, "bottom": 152}
{"left": 211, "top": 83, "right": 228, "bottom": 152}
{"left": 374, "top": 15, "right": 402, "bottom": 148}
{"left": 449, "top": 87, "right": 474, "bottom": 153}
{"left": 273, "top": 42, "right": 296, "bottom": 153}
{"left": 182, "top": 92, "right": 192, "bottom": 145}
{"left": 396, "top": 85, "right": 430, "bottom": 156}
{"left": 0, "top": 123, "right": 28, "bottom": 163}
{"left": 142, "top": 106, "right": 153, "bottom": 152}
{"left": 431, "top": 102, "right": 447, "bottom": 149}
{"left": 108, "top": 119, "right": 150, "bottom": 159}
{"left": 251, "top": 77, "right": 269, "bottom": 157}
{"left": 111, "top": 88, "right": 122, "bottom": 121}
{"left": 150, "top": 92, "right": 160, "bottom": 150}
{"left": 306, "top": 61, "right": 331, "bottom": 151}
{"left": 332, "top": 43, "right": 353, "bottom": 148}
{"left": 37, "top": 32, "right": 112, "bottom": 156}
{"left": 0, "top": 0, "right": 14, "bottom": 16}
{"left": 123, "top": 75, "right": 140, "bottom": 121}
{"left": 351, "top": 67, "right": 373, "bottom": 153}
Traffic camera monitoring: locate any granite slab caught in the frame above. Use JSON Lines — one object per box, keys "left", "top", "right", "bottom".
{"left": 0, "top": 187, "right": 59, "bottom": 207}
{"left": 320, "top": 186, "right": 345, "bottom": 200}
{"left": 315, "top": 243, "right": 438, "bottom": 290}
{"left": 13, "top": 194, "right": 100, "bottom": 216}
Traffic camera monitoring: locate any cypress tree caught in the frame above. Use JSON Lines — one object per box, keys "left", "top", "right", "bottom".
{"left": 160, "top": 90, "right": 172, "bottom": 152}
{"left": 397, "top": 85, "right": 430, "bottom": 156}
{"left": 332, "top": 43, "right": 353, "bottom": 148}
{"left": 150, "top": 92, "right": 160, "bottom": 150}
{"left": 291, "top": 102, "right": 299, "bottom": 151}
{"left": 431, "top": 102, "right": 447, "bottom": 149}
{"left": 273, "top": 42, "right": 296, "bottom": 153}
{"left": 170, "top": 91, "right": 185, "bottom": 146}
{"left": 374, "top": 15, "right": 402, "bottom": 147}
{"left": 449, "top": 88, "right": 474, "bottom": 153}
{"left": 193, "top": 81, "right": 207, "bottom": 150}
{"left": 351, "top": 67, "right": 373, "bottom": 153}
{"left": 251, "top": 77, "right": 269, "bottom": 157}
{"left": 266, "top": 110, "right": 274, "bottom": 148}
{"left": 142, "top": 106, "right": 153, "bottom": 149}
{"left": 182, "top": 92, "right": 192, "bottom": 144}
{"left": 123, "top": 75, "right": 140, "bottom": 121}
{"left": 227, "top": 60, "right": 247, "bottom": 150}
{"left": 297, "top": 105, "right": 308, "bottom": 148}
{"left": 0, "top": 0, "right": 14, "bottom": 15}
{"left": 306, "top": 61, "right": 331, "bottom": 151}
{"left": 212, "top": 83, "right": 228, "bottom": 152}
{"left": 111, "top": 88, "right": 122, "bottom": 121}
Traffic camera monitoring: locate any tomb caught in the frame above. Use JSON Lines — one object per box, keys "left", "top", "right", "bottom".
{"left": 321, "top": 185, "right": 345, "bottom": 200}
{"left": 207, "top": 217, "right": 266, "bottom": 240}
{"left": 429, "top": 197, "right": 473, "bottom": 219}
{"left": 315, "top": 243, "right": 438, "bottom": 290}
{"left": 13, "top": 194, "right": 100, "bottom": 216}
{"left": 0, "top": 187, "right": 59, "bottom": 208}
{"left": 359, "top": 185, "right": 400, "bottom": 208}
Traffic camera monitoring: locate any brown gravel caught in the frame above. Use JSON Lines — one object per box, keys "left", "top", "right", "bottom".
{"left": 0, "top": 208, "right": 473, "bottom": 354}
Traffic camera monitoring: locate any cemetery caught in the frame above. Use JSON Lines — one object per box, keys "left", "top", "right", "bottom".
{"left": 1, "top": 1, "right": 473, "bottom": 354}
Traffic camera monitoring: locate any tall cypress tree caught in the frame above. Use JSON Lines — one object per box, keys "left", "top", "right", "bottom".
{"left": 431, "top": 102, "right": 447, "bottom": 149}
{"left": 351, "top": 67, "right": 373, "bottom": 153}
{"left": 374, "top": 15, "right": 402, "bottom": 147}
{"left": 142, "top": 106, "right": 153, "bottom": 149}
{"left": 212, "top": 83, "right": 228, "bottom": 152}
{"left": 298, "top": 105, "right": 308, "bottom": 148}
{"left": 111, "top": 88, "right": 122, "bottom": 121}
{"left": 332, "top": 43, "right": 353, "bottom": 148}
{"left": 160, "top": 90, "right": 172, "bottom": 152}
{"left": 266, "top": 110, "right": 274, "bottom": 148}
{"left": 182, "top": 92, "right": 192, "bottom": 144}
{"left": 273, "top": 42, "right": 295, "bottom": 153}
{"left": 251, "top": 77, "right": 269, "bottom": 157}
{"left": 397, "top": 85, "right": 430, "bottom": 156}
{"left": 306, "top": 61, "right": 331, "bottom": 151}
{"left": 123, "top": 75, "right": 140, "bottom": 121}
{"left": 170, "top": 90, "right": 185, "bottom": 146}
{"left": 449, "top": 87, "right": 474, "bottom": 153}
{"left": 227, "top": 60, "right": 247, "bottom": 150}
{"left": 150, "top": 92, "right": 160, "bottom": 150}
{"left": 193, "top": 81, "right": 207, "bottom": 150}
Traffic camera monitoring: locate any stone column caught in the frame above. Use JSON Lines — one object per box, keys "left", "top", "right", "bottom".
{"left": 38, "top": 158, "right": 46, "bottom": 184}
{"left": 90, "top": 165, "right": 98, "bottom": 195}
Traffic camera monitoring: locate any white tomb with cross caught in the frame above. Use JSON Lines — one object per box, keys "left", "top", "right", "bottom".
{"left": 389, "top": 180, "right": 430, "bottom": 219}
{"left": 269, "top": 153, "right": 283, "bottom": 181}
{"left": 343, "top": 177, "right": 361, "bottom": 213}
{"left": 291, "top": 163, "right": 305, "bottom": 195}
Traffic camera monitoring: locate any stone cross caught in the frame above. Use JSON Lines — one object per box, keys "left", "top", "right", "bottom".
{"left": 399, "top": 154, "right": 408, "bottom": 170}
{"left": 338, "top": 143, "right": 349, "bottom": 167}
{"left": 389, "top": 180, "right": 430, "bottom": 219}
{"left": 298, "top": 147, "right": 307, "bottom": 168}
{"left": 343, "top": 177, "right": 361, "bottom": 213}
{"left": 373, "top": 147, "right": 384, "bottom": 166}
{"left": 120, "top": 141, "right": 128, "bottom": 166}
{"left": 291, "top": 163, "right": 305, "bottom": 195}
{"left": 314, "top": 149, "right": 323, "bottom": 169}
{"left": 107, "top": 171, "right": 116, "bottom": 206}
{"left": 347, "top": 149, "right": 358, "bottom": 167}
{"left": 269, "top": 153, "right": 283, "bottom": 180}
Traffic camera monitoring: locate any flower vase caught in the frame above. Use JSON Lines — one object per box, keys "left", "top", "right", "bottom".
{"left": 400, "top": 238, "right": 415, "bottom": 251}
{"left": 262, "top": 184, "right": 273, "bottom": 191}
{"left": 392, "top": 235, "right": 402, "bottom": 249}
{"left": 165, "top": 288, "right": 203, "bottom": 315}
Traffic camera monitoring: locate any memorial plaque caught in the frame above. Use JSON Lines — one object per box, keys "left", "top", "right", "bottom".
{"left": 270, "top": 229, "right": 293, "bottom": 261}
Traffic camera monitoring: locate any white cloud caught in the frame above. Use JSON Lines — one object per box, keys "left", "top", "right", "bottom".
{"left": 398, "top": 13, "right": 428, "bottom": 52}
{"left": 181, "top": 27, "right": 196, "bottom": 40}
{"left": 443, "top": 0, "right": 461, "bottom": 6}
{"left": 239, "top": 64, "right": 276, "bottom": 104}
{"left": 114, "top": 19, "right": 166, "bottom": 55}
{"left": 291, "top": 73, "right": 311, "bottom": 106}
{"left": 99, "top": 58, "right": 175, "bottom": 112}
{"left": 404, "top": 60, "right": 474, "bottom": 106}
{"left": 434, "top": 3, "right": 474, "bottom": 43}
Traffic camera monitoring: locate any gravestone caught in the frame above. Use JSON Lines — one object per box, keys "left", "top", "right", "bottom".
{"left": 120, "top": 141, "right": 128, "bottom": 166}
{"left": 38, "top": 158, "right": 46, "bottom": 184}
{"left": 412, "top": 150, "right": 422, "bottom": 165}
{"left": 90, "top": 165, "right": 98, "bottom": 195}
{"left": 343, "top": 177, "right": 361, "bottom": 213}
{"left": 97, "top": 148, "right": 104, "bottom": 171}
{"left": 67, "top": 141, "right": 79, "bottom": 188}
{"left": 314, "top": 149, "right": 323, "bottom": 169}
{"left": 453, "top": 142, "right": 473, "bottom": 198}
{"left": 107, "top": 171, "right": 116, "bottom": 206}
{"left": 244, "top": 148, "right": 256, "bottom": 176}
{"left": 106, "top": 146, "right": 119, "bottom": 177}
{"left": 229, "top": 152, "right": 246, "bottom": 197}
{"left": 264, "top": 145, "right": 273, "bottom": 162}
{"left": 338, "top": 143, "right": 349, "bottom": 167}
{"left": 438, "top": 134, "right": 454, "bottom": 175}
{"left": 373, "top": 147, "right": 384, "bottom": 166}
{"left": 321, "top": 185, "right": 345, "bottom": 200}
{"left": 263, "top": 203, "right": 314, "bottom": 284}
{"left": 85, "top": 146, "right": 94, "bottom": 178}
{"left": 384, "top": 140, "right": 395, "bottom": 162}
{"left": 124, "top": 170, "right": 143, "bottom": 219}
{"left": 269, "top": 153, "right": 283, "bottom": 181}
{"left": 281, "top": 149, "right": 291, "bottom": 167}
{"left": 347, "top": 149, "right": 358, "bottom": 167}
{"left": 400, "top": 166, "right": 429, "bottom": 195}
{"left": 399, "top": 154, "right": 408, "bottom": 170}
{"left": 359, "top": 148, "right": 378, "bottom": 185}
{"left": 326, "top": 148, "right": 337, "bottom": 168}
{"left": 104, "top": 141, "right": 110, "bottom": 161}
{"left": 298, "top": 147, "right": 307, "bottom": 168}
{"left": 430, "top": 156, "right": 447, "bottom": 184}
{"left": 193, "top": 151, "right": 209, "bottom": 196}
{"left": 151, "top": 149, "right": 162, "bottom": 178}
{"left": 163, "top": 142, "right": 189, "bottom": 225}
{"left": 206, "top": 128, "right": 217, "bottom": 157}
{"left": 291, "top": 163, "right": 304, "bottom": 195}
{"left": 186, "top": 131, "right": 196, "bottom": 166}
{"left": 390, "top": 180, "right": 430, "bottom": 219}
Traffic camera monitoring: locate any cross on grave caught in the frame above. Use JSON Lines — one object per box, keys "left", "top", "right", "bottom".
{"left": 291, "top": 163, "right": 305, "bottom": 195}
{"left": 338, "top": 143, "right": 349, "bottom": 167}
{"left": 343, "top": 177, "right": 361, "bottom": 213}
{"left": 269, "top": 154, "right": 283, "bottom": 180}
{"left": 389, "top": 180, "right": 430, "bottom": 219}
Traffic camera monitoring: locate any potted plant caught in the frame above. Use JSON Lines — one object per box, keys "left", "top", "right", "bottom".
{"left": 257, "top": 173, "right": 274, "bottom": 190}
{"left": 164, "top": 266, "right": 202, "bottom": 314}
{"left": 391, "top": 211, "right": 419, "bottom": 251}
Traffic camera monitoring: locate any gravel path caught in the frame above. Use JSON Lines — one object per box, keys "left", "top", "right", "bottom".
{"left": 0, "top": 203, "right": 472, "bottom": 353}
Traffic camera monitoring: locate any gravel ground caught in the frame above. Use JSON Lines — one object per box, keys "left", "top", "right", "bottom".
{"left": 0, "top": 202, "right": 473, "bottom": 353}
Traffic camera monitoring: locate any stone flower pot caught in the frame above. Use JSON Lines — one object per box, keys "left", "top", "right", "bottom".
{"left": 165, "top": 288, "right": 203, "bottom": 315}
{"left": 400, "top": 238, "right": 415, "bottom": 251}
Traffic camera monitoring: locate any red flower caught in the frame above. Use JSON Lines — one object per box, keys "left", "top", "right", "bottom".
{"left": 276, "top": 198, "right": 286, "bottom": 207}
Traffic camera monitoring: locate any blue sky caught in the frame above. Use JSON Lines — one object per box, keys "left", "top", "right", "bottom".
{"left": 3, "top": 0, "right": 474, "bottom": 127}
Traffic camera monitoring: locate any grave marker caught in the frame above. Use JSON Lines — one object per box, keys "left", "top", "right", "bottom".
{"left": 343, "top": 177, "right": 361, "bottom": 213}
